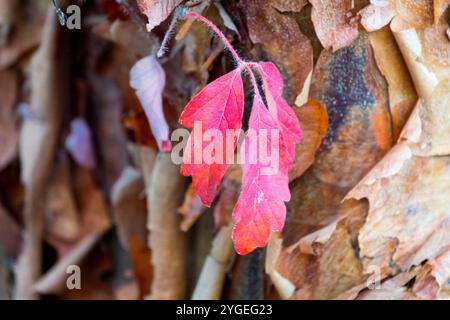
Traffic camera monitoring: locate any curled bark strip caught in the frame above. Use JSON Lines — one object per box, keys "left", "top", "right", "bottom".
{"left": 391, "top": 14, "right": 450, "bottom": 156}
{"left": 343, "top": 45, "right": 450, "bottom": 292}
{"left": 265, "top": 233, "right": 295, "bottom": 299}
{"left": 391, "top": 19, "right": 438, "bottom": 100}
{"left": 369, "top": 27, "right": 417, "bottom": 141}
{"left": 192, "top": 224, "right": 234, "bottom": 300}
{"left": 16, "top": 9, "right": 61, "bottom": 300}
{"left": 147, "top": 153, "right": 188, "bottom": 299}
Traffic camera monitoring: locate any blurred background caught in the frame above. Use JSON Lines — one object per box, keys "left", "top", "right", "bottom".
{"left": 0, "top": 0, "right": 449, "bottom": 300}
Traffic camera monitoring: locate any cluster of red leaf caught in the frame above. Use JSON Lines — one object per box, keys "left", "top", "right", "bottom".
{"left": 179, "top": 57, "right": 301, "bottom": 254}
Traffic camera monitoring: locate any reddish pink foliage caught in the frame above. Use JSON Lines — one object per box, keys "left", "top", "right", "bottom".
{"left": 232, "top": 62, "right": 301, "bottom": 254}
{"left": 179, "top": 60, "right": 301, "bottom": 254}
{"left": 176, "top": 13, "right": 301, "bottom": 254}
{"left": 257, "top": 62, "right": 302, "bottom": 170}
{"left": 232, "top": 94, "right": 289, "bottom": 254}
{"left": 179, "top": 69, "right": 244, "bottom": 206}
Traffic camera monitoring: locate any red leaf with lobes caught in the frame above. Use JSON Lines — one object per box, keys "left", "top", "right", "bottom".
{"left": 257, "top": 61, "right": 302, "bottom": 170}
{"left": 232, "top": 94, "right": 290, "bottom": 254}
{"left": 232, "top": 63, "right": 301, "bottom": 255}
{"left": 180, "top": 69, "right": 244, "bottom": 206}
{"left": 171, "top": 12, "right": 300, "bottom": 254}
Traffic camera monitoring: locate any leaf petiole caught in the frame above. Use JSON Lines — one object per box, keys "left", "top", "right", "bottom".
{"left": 161, "top": 10, "right": 261, "bottom": 97}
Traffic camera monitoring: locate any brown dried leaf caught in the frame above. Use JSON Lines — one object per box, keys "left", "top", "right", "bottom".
{"left": 89, "top": 76, "right": 129, "bottom": 190}
{"left": 269, "top": 200, "right": 368, "bottom": 300}
{"left": 59, "top": 246, "right": 115, "bottom": 300}
{"left": 181, "top": 13, "right": 214, "bottom": 80}
{"left": 328, "top": 16, "right": 450, "bottom": 297}
{"left": 215, "top": 1, "right": 240, "bottom": 37}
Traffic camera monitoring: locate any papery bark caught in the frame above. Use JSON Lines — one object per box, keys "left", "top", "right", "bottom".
{"left": 192, "top": 224, "right": 234, "bottom": 299}
{"left": 16, "top": 9, "right": 62, "bottom": 300}
{"left": 147, "top": 153, "right": 188, "bottom": 299}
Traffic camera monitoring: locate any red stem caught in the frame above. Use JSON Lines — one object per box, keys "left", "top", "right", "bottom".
{"left": 185, "top": 12, "right": 261, "bottom": 96}
{"left": 157, "top": 9, "right": 182, "bottom": 58}
{"left": 185, "top": 11, "right": 242, "bottom": 64}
